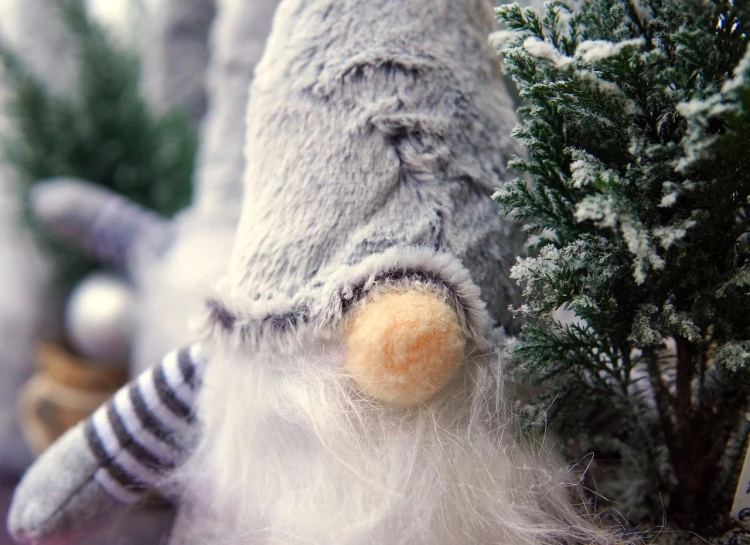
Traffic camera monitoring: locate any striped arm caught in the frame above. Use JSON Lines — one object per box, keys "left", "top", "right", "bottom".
{"left": 31, "top": 178, "right": 174, "bottom": 269}
{"left": 84, "top": 344, "right": 208, "bottom": 504}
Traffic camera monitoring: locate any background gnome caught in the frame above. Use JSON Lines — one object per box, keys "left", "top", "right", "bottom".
{"left": 8, "top": 0, "right": 617, "bottom": 544}
{"left": 30, "top": 0, "right": 282, "bottom": 377}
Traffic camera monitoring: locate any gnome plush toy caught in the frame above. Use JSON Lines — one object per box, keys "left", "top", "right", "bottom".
{"left": 30, "top": 0, "right": 282, "bottom": 377}
{"left": 9, "top": 0, "right": 616, "bottom": 544}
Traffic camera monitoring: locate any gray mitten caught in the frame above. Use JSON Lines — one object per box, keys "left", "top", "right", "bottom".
{"left": 7, "top": 425, "right": 128, "bottom": 545}
{"left": 30, "top": 178, "right": 175, "bottom": 271}
{"left": 8, "top": 345, "right": 208, "bottom": 545}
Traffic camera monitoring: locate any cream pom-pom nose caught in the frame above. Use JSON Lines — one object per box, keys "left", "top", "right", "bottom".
{"left": 344, "top": 290, "right": 467, "bottom": 406}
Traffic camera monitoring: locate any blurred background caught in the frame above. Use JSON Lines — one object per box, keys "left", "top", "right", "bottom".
{"left": 0, "top": 0, "right": 254, "bottom": 541}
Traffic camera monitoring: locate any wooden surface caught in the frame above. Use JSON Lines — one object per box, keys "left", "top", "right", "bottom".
{"left": 0, "top": 474, "right": 176, "bottom": 545}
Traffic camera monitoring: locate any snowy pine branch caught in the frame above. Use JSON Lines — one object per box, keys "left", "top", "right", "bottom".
{"left": 494, "top": 0, "right": 750, "bottom": 533}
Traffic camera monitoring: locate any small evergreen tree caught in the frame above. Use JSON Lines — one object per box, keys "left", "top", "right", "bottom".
{"left": 0, "top": 0, "right": 196, "bottom": 286}
{"left": 494, "top": 0, "right": 750, "bottom": 535}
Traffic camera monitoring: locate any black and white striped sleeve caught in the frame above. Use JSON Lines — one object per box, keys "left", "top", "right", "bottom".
{"left": 84, "top": 343, "right": 208, "bottom": 504}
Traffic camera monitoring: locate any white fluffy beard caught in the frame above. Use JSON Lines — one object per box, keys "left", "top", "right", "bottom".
{"left": 174, "top": 340, "right": 611, "bottom": 545}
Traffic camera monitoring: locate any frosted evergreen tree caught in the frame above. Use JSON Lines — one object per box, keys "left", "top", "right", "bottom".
{"left": 494, "top": 0, "right": 750, "bottom": 535}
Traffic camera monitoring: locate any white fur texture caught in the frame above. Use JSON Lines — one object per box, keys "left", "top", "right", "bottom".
{"left": 131, "top": 212, "right": 235, "bottom": 374}
{"left": 173, "top": 337, "right": 609, "bottom": 545}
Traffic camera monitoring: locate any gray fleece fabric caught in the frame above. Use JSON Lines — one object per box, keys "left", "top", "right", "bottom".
{"left": 7, "top": 424, "right": 129, "bottom": 544}
{"left": 210, "top": 0, "right": 524, "bottom": 344}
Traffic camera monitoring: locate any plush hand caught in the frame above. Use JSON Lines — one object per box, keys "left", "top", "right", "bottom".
{"left": 30, "top": 178, "right": 174, "bottom": 271}
{"left": 7, "top": 345, "right": 207, "bottom": 545}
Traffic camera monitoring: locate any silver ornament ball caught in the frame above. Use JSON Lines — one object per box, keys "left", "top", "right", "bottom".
{"left": 64, "top": 272, "right": 136, "bottom": 364}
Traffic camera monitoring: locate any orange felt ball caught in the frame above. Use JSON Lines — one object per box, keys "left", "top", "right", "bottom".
{"left": 344, "top": 290, "right": 467, "bottom": 406}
